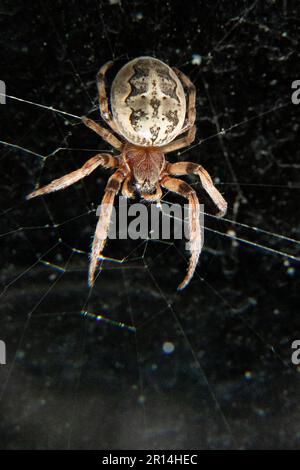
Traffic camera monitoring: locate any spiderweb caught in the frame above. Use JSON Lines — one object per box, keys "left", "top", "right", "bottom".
{"left": 0, "top": 0, "right": 300, "bottom": 450}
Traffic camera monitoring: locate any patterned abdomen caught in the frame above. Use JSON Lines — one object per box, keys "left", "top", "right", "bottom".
{"left": 111, "top": 57, "right": 186, "bottom": 147}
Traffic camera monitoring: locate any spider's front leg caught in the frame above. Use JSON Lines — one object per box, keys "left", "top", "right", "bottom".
{"left": 89, "top": 168, "right": 127, "bottom": 287}
{"left": 26, "top": 153, "right": 119, "bottom": 199}
{"left": 121, "top": 175, "right": 136, "bottom": 199}
{"left": 161, "top": 176, "right": 202, "bottom": 290}
{"left": 166, "top": 162, "right": 227, "bottom": 217}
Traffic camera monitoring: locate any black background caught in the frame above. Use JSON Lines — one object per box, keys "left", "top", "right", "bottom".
{"left": 0, "top": 0, "right": 300, "bottom": 450}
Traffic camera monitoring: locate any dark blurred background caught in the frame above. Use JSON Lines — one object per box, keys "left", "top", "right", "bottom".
{"left": 0, "top": 0, "right": 300, "bottom": 450}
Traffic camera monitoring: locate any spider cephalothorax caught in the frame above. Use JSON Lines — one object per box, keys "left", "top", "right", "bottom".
{"left": 123, "top": 144, "right": 165, "bottom": 197}
{"left": 27, "top": 56, "right": 227, "bottom": 290}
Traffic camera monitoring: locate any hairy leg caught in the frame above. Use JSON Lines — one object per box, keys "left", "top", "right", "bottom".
{"left": 89, "top": 169, "right": 126, "bottom": 286}
{"left": 122, "top": 175, "right": 135, "bottom": 199}
{"left": 161, "top": 176, "right": 202, "bottom": 290}
{"left": 165, "top": 161, "right": 227, "bottom": 217}
{"left": 159, "top": 68, "right": 197, "bottom": 154}
{"left": 82, "top": 116, "right": 123, "bottom": 150}
{"left": 97, "top": 61, "right": 120, "bottom": 134}
{"left": 173, "top": 67, "right": 196, "bottom": 135}
{"left": 26, "top": 153, "right": 119, "bottom": 199}
{"left": 159, "top": 125, "right": 196, "bottom": 154}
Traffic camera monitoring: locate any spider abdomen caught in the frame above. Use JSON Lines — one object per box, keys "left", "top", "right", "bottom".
{"left": 111, "top": 57, "right": 186, "bottom": 147}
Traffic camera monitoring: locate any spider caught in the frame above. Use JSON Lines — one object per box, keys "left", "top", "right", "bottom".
{"left": 27, "top": 57, "right": 227, "bottom": 290}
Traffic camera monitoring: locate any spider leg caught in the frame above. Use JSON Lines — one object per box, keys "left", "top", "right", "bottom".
{"left": 89, "top": 169, "right": 126, "bottom": 286}
{"left": 160, "top": 68, "right": 197, "bottom": 153}
{"left": 97, "top": 61, "right": 121, "bottom": 135}
{"left": 26, "top": 153, "right": 119, "bottom": 199}
{"left": 82, "top": 116, "right": 123, "bottom": 150}
{"left": 166, "top": 162, "right": 227, "bottom": 217}
{"left": 121, "top": 175, "right": 136, "bottom": 199}
{"left": 173, "top": 67, "right": 196, "bottom": 136}
{"left": 159, "top": 125, "right": 196, "bottom": 154}
{"left": 160, "top": 176, "right": 201, "bottom": 290}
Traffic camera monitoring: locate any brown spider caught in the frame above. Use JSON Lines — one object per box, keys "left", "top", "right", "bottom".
{"left": 27, "top": 57, "right": 227, "bottom": 290}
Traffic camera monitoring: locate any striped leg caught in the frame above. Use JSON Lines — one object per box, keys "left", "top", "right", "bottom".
{"left": 26, "top": 153, "right": 119, "bottom": 199}
{"left": 82, "top": 116, "right": 123, "bottom": 150}
{"left": 173, "top": 67, "right": 196, "bottom": 134}
{"left": 161, "top": 176, "right": 202, "bottom": 290}
{"left": 166, "top": 162, "right": 227, "bottom": 217}
{"left": 160, "top": 125, "right": 196, "bottom": 154}
{"left": 121, "top": 175, "right": 136, "bottom": 199}
{"left": 89, "top": 169, "right": 126, "bottom": 286}
{"left": 160, "top": 67, "right": 197, "bottom": 153}
{"left": 97, "top": 61, "right": 120, "bottom": 134}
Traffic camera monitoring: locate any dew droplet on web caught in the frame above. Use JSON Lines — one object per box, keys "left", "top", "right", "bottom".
{"left": 162, "top": 341, "right": 175, "bottom": 354}
{"left": 191, "top": 54, "right": 202, "bottom": 65}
